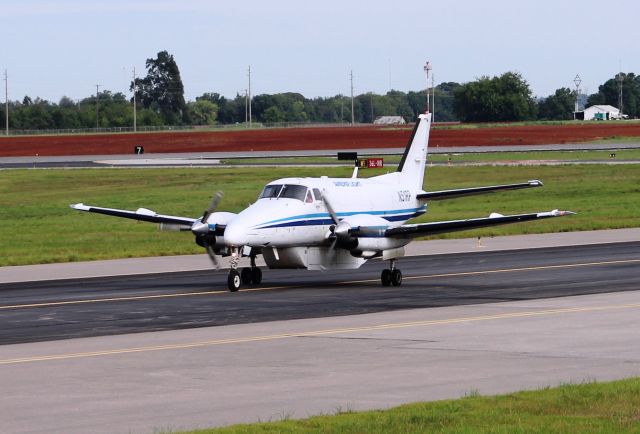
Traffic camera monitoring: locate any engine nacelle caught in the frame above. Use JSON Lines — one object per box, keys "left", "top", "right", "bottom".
{"left": 194, "top": 211, "right": 237, "bottom": 249}
{"left": 332, "top": 214, "right": 407, "bottom": 256}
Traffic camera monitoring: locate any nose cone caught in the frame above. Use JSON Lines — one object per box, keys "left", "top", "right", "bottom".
{"left": 223, "top": 220, "right": 249, "bottom": 247}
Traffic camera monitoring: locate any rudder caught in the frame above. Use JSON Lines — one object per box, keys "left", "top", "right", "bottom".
{"left": 396, "top": 113, "right": 431, "bottom": 190}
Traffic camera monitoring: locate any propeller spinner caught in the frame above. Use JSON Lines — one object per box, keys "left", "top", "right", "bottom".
{"left": 191, "top": 191, "right": 224, "bottom": 268}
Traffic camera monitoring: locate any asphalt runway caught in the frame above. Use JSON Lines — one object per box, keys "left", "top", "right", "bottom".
{"left": 2, "top": 241, "right": 639, "bottom": 346}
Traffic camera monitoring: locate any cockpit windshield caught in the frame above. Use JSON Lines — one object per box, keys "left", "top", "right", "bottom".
{"left": 259, "top": 184, "right": 283, "bottom": 199}
{"left": 258, "top": 184, "right": 309, "bottom": 202}
{"left": 279, "top": 184, "right": 308, "bottom": 201}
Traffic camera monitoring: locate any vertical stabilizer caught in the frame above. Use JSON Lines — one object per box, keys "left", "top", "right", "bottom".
{"left": 396, "top": 113, "right": 431, "bottom": 190}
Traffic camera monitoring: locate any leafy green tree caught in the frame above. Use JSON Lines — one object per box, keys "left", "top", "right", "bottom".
{"left": 188, "top": 99, "right": 218, "bottom": 125}
{"left": 406, "top": 91, "right": 427, "bottom": 121}
{"left": 197, "top": 93, "right": 235, "bottom": 124}
{"left": 262, "top": 106, "right": 285, "bottom": 123}
{"left": 538, "top": 87, "right": 575, "bottom": 120}
{"left": 432, "top": 82, "right": 461, "bottom": 122}
{"left": 454, "top": 72, "right": 537, "bottom": 122}
{"left": 132, "top": 50, "right": 187, "bottom": 124}
{"left": 253, "top": 92, "right": 309, "bottom": 123}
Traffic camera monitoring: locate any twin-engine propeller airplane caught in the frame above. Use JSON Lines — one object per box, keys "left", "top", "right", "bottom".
{"left": 72, "top": 113, "right": 574, "bottom": 292}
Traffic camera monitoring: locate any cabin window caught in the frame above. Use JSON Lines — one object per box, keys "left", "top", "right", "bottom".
{"left": 305, "top": 190, "right": 314, "bottom": 203}
{"left": 313, "top": 188, "right": 323, "bottom": 201}
{"left": 279, "top": 184, "right": 307, "bottom": 201}
{"left": 259, "top": 184, "right": 283, "bottom": 199}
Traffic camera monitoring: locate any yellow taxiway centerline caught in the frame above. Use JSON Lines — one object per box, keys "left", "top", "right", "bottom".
{"left": 1, "top": 258, "right": 639, "bottom": 311}
{"left": 2, "top": 302, "right": 639, "bottom": 365}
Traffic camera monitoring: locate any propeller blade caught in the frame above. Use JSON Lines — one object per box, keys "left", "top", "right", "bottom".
{"left": 201, "top": 191, "right": 224, "bottom": 223}
{"left": 322, "top": 194, "right": 339, "bottom": 225}
{"left": 205, "top": 244, "right": 220, "bottom": 269}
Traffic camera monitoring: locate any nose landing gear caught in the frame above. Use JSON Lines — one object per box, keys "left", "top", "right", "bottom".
{"left": 227, "top": 249, "right": 262, "bottom": 292}
{"left": 381, "top": 259, "right": 402, "bottom": 287}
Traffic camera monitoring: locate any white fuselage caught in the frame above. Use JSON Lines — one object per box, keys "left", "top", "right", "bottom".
{"left": 221, "top": 172, "right": 426, "bottom": 270}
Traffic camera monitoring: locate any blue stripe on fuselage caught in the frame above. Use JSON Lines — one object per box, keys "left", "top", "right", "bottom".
{"left": 256, "top": 206, "right": 426, "bottom": 229}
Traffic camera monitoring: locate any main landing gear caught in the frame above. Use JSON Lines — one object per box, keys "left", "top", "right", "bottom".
{"left": 227, "top": 250, "right": 262, "bottom": 292}
{"left": 381, "top": 259, "right": 402, "bottom": 287}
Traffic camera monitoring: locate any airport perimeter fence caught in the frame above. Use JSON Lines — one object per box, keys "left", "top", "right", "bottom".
{"left": 5, "top": 121, "right": 377, "bottom": 136}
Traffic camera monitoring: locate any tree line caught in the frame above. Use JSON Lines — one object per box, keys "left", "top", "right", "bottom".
{"left": 1, "top": 50, "right": 639, "bottom": 131}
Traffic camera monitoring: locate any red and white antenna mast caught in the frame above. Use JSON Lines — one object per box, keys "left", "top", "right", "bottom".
{"left": 423, "top": 61, "right": 432, "bottom": 114}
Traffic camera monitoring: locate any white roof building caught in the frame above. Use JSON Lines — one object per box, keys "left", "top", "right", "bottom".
{"left": 580, "top": 105, "right": 623, "bottom": 120}
{"left": 373, "top": 116, "right": 406, "bottom": 125}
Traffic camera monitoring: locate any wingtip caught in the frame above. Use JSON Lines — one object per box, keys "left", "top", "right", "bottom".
{"left": 70, "top": 203, "right": 89, "bottom": 211}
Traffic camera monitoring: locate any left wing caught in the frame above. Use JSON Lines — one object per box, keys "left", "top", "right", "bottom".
{"left": 385, "top": 209, "right": 574, "bottom": 238}
{"left": 417, "top": 180, "right": 542, "bottom": 201}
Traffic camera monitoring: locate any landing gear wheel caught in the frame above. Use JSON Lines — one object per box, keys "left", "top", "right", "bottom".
{"left": 240, "top": 267, "right": 252, "bottom": 285}
{"left": 381, "top": 269, "right": 392, "bottom": 286}
{"left": 391, "top": 269, "right": 402, "bottom": 286}
{"left": 227, "top": 269, "right": 241, "bottom": 292}
{"left": 250, "top": 267, "right": 262, "bottom": 284}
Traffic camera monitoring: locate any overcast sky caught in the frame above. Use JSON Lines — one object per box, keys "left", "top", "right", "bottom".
{"left": 1, "top": 0, "right": 638, "bottom": 103}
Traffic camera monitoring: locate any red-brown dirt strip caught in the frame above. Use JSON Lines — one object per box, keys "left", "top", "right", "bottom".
{"left": 1, "top": 123, "right": 640, "bottom": 157}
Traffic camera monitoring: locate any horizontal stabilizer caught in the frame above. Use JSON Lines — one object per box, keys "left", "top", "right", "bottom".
{"left": 417, "top": 180, "right": 543, "bottom": 201}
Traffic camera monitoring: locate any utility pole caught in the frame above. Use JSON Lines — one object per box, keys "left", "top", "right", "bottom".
{"left": 573, "top": 74, "right": 581, "bottom": 120}
{"left": 617, "top": 72, "right": 624, "bottom": 117}
{"left": 369, "top": 92, "right": 374, "bottom": 123}
{"left": 432, "top": 72, "right": 435, "bottom": 123}
{"left": 4, "top": 70, "right": 8, "bottom": 136}
{"left": 350, "top": 70, "right": 354, "bottom": 125}
{"left": 132, "top": 67, "right": 137, "bottom": 132}
{"left": 244, "top": 89, "right": 248, "bottom": 123}
{"left": 95, "top": 84, "right": 101, "bottom": 129}
{"left": 247, "top": 66, "right": 252, "bottom": 128}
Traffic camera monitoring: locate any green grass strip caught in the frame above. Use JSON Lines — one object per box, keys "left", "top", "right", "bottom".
{"left": 181, "top": 378, "right": 640, "bottom": 433}
{"left": 1, "top": 164, "right": 639, "bottom": 266}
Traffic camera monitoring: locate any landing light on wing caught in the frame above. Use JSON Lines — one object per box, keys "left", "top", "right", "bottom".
{"left": 135, "top": 208, "right": 156, "bottom": 216}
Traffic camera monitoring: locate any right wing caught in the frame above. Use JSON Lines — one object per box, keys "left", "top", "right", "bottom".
{"left": 70, "top": 203, "right": 197, "bottom": 227}
{"left": 385, "top": 209, "right": 575, "bottom": 238}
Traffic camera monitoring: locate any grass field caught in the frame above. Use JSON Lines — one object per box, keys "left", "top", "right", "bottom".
{"left": 181, "top": 378, "right": 640, "bottom": 433}
{"left": 1, "top": 164, "right": 639, "bottom": 266}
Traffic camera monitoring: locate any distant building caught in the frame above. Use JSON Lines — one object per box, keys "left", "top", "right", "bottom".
{"left": 373, "top": 116, "right": 406, "bottom": 125}
{"left": 577, "top": 105, "right": 625, "bottom": 121}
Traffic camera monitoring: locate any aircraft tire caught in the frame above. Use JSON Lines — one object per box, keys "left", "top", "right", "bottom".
{"left": 228, "top": 270, "right": 241, "bottom": 292}
{"left": 381, "top": 269, "right": 392, "bottom": 286}
{"left": 391, "top": 269, "right": 402, "bottom": 286}
{"left": 250, "top": 267, "right": 262, "bottom": 284}
{"left": 241, "top": 267, "right": 252, "bottom": 285}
